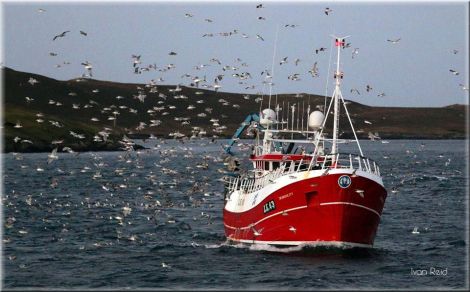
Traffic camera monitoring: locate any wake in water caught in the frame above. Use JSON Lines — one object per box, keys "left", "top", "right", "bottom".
{"left": 206, "top": 239, "right": 375, "bottom": 255}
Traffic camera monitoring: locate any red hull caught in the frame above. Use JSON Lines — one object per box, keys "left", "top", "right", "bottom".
{"left": 223, "top": 173, "right": 387, "bottom": 247}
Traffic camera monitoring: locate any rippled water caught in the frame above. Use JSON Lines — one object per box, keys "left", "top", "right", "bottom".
{"left": 2, "top": 139, "right": 468, "bottom": 289}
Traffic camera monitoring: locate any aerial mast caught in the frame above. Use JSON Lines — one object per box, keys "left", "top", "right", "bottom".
{"left": 331, "top": 35, "right": 349, "bottom": 157}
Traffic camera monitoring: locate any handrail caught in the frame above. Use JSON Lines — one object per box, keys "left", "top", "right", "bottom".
{"left": 224, "top": 152, "right": 381, "bottom": 194}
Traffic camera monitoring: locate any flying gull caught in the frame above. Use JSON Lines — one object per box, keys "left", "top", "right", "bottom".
{"left": 387, "top": 38, "right": 401, "bottom": 44}
{"left": 53, "top": 31, "right": 70, "bottom": 41}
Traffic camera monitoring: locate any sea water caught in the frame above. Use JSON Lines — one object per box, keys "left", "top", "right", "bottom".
{"left": 2, "top": 139, "right": 468, "bottom": 289}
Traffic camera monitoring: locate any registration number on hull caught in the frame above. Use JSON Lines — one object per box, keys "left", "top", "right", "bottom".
{"left": 263, "top": 200, "right": 276, "bottom": 214}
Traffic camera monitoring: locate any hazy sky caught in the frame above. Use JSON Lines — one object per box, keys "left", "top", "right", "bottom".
{"left": 1, "top": 1, "right": 469, "bottom": 107}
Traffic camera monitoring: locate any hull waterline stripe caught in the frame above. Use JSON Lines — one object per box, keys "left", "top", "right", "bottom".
{"left": 320, "top": 202, "right": 381, "bottom": 218}
{"left": 230, "top": 238, "right": 373, "bottom": 248}
{"left": 224, "top": 205, "right": 308, "bottom": 230}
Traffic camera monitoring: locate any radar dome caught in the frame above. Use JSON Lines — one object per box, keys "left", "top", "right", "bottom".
{"left": 308, "top": 111, "right": 324, "bottom": 130}
{"left": 260, "top": 108, "right": 276, "bottom": 126}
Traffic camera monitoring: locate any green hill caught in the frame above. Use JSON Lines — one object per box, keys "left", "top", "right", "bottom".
{"left": 2, "top": 67, "right": 467, "bottom": 152}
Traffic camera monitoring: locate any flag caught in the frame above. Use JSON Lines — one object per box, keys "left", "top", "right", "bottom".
{"left": 335, "top": 38, "right": 344, "bottom": 47}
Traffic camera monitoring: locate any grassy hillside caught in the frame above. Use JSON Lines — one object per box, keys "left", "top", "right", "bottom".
{"left": 2, "top": 67, "right": 467, "bottom": 152}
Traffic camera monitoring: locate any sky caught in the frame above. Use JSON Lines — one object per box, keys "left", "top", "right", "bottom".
{"left": 1, "top": 0, "right": 469, "bottom": 107}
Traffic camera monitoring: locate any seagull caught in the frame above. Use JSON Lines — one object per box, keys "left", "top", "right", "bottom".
{"left": 80, "top": 30, "right": 87, "bottom": 36}
{"left": 169, "top": 51, "right": 177, "bottom": 55}
{"left": 412, "top": 227, "right": 420, "bottom": 234}
{"left": 387, "top": 38, "right": 401, "bottom": 44}
{"left": 352, "top": 48, "right": 359, "bottom": 59}
{"left": 279, "top": 57, "right": 288, "bottom": 65}
{"left": 161, "top": 262, "right": 171, "bottom": 268}
{"left": 308, "top": 62, "right": 319, "bottom": 77}
{"left": 28, "top": 77, "right": 39, "bottom": 85}
{"left": 452, "top": 49, "right": 458, "bottom": 54}
{"left": 131, "top": 55, "right": 141, "bottom": 67}
{"left": 256, "top": 4, "right": 264, "bottom": 8}
{"left": 37, "top": 8, "right": 46, "bottom": 13}
{"left": 251, "top": 226, "right": 262, "bottom": 236}
{"left": 81, "top": 61, "right": 93, "bottom": 77}
{"left": 324, "top": 7, "right": 333, "bottom": 15}
{"left": 53, "top": 31, "right": 70, "bottom": 41}
{"left": 449, "top": 69, "right": 459, "bottom": 75}
{"left": 350, "top": 88, "right": 360, "bottom": 95}
{"left": 368, "top": 131, "right": 381, "bottom": 141}
{"left": 377, "top": 92, "right": 386, "bottom": 97}
{"left": 204, "top": 18, "right": 213, "bottom": 22}
{"left": 459, "top": 84, "right": 469, "bottom": 91}
{"left": 47, "top": 148, "right": 59, "bottom": 164}
{"left": 315, "top": 47, "right": 327, "bottom": 54}
{"left": 185, "top": 13, "right": 193, "bottom": 17}
{"left": 364, "top": 120, "right": 372, "bottom": 124}
{"left": 288, "top": 226, "right": 296, "bottom": 233}
{"left": 210, "top": 58, "right": 221, "bottom": 65}
{"left": 355, "top": 189, "right": 365, "bottom": 198}
{"left": 288, "top": 73, "right": 300, "bottom": 81}
{"left": 258, "top": 16, "right": 266, "bottom": 20}
{"left": 213, "top": 80, "right": 222, "bottom": 92}
{"left": 366, "top": 84, "right": 373, "bottom": 92}
{"left": 294, "top": 58, "right": 300, "bottom": 66}
{"left": 256, "top": 34, "right": 264, "bottom": 41}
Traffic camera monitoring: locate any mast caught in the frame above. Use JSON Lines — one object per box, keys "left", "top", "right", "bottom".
{"left": 331, "top": 35, "right": 349, "bottom": 157}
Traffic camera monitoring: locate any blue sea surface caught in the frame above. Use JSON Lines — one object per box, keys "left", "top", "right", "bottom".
{"left": 2, "top": 139, "right": 468, "bottom": 289}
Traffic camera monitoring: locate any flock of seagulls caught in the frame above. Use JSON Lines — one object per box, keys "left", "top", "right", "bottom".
{"left": 5, "top": 138, "right": 233, "bottom": 271}
{"left": 9, "top": 4, "right": 465, "bottom": 151}
{"left": 2, "top": 4, "right": 466, "bottom": 274}
{"left": 37, "top": 3, "right": 467, "bottom": 101}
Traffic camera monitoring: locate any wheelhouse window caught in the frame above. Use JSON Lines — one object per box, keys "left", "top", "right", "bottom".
{"left": 272, "top": 162, "right": 280, "bottom": 170}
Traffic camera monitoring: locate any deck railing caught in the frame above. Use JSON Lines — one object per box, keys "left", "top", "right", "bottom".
{"left": 223, "top": 153, "right": 380, "bottom": 195}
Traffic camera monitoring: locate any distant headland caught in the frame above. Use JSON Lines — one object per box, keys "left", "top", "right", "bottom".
{"left": 2, "top": 67, "right": 468, "bottom": 153}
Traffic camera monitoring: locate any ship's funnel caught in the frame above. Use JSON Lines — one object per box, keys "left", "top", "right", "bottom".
{"left": 308, "top": 110, "right": 324, "bottom": 130}
{"left": 260, "top": 108, "right": 276, "bottom": 126}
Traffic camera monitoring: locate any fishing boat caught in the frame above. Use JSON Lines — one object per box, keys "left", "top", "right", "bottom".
{"left": 222, "top": 36, "right": 387, "bottom": 248}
